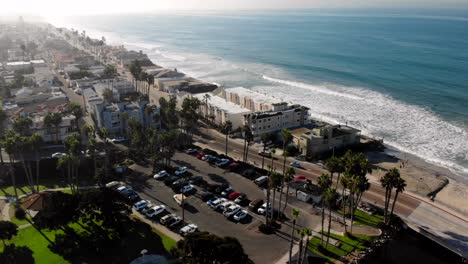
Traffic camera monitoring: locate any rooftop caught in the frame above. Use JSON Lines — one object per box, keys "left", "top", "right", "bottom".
{"left": 194, "top": 93, "right": 251, "bottom": 114}
{"left": 224, "top": 87, "right": 282, "bottom": 105}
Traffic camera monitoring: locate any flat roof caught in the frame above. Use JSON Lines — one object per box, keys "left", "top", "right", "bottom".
{"left": 224, "top": 87, "right": 282, "bottom": 105}
{"left": 194, "top": 93, "right": 251, "bottom": 114}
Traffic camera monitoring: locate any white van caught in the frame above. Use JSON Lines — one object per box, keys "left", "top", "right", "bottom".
{"left": 254, "top": 176, "right": 269, "bottom": 186}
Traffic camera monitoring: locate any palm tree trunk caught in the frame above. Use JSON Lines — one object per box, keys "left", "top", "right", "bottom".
{"left": 350, "top": 192, "right": 355, "bottom": 233}
{"left": 383, "top": 187, "right": 388, "bottom": 224}
{"left": 389, "top": 191, "right": 400, "bottom": 222}
{"left": 301, "top": 233, "right": 310, "bottom": 264}
{"left": 245, "top": 144, "right": 250, "bottom": 163}
{"left": 282, "top": 182, "right": 290, "bottom": 213}
{"left": 335, "top": 173, "right": 341, "bottom": 189}
{"left": 0, "top": 146, "right": 4, "bottom": 165}
{"left": 298, "top": 234, "right": 304, "bottom": 264}
{"left": 321, "top": 206, "right": 325, "bottom": 244}
{"left": 272, "top": 188, "right": 276, "bottom": 222}
{"left": 261, "top": 145, "right": 266, "bottom": 169}
{"left": 326, "top": 205, "right": 332, "bottom": 246}
{"left": 9, "top": 155, "right": 18, "bottom": 199}
{"left": 289, "top": 219, "right": 296, "bottom": 263}
{"left": 225, "top": 133, "right": 228, "bottom": 156}
{"left": 342, "top": 187, "right": 347, "bottom": 233}
{"left": 265, "top": 177, "right": 271, "bottom": 225}
{"left": 18, "top": 153, "right": 34, "bottom": 192}
{"left": 35, "top": 151, "right": 40, "bottom": 192}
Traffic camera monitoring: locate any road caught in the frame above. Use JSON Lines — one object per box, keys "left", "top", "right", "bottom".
{"left": 194, "top": 126, "right": 468, "bottom": 259}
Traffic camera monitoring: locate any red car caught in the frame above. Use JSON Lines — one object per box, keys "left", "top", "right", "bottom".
{"left": 196, "top": 153, "right": 205, "bottom": 159}
{"left": 228, "top": 191, "right": 241, "bottom": 200}
{"left": 294, "top": 175, "right": 307, "bottom": 181}
{"left": 228, "top": 162, "right": 240, "bottom": 170}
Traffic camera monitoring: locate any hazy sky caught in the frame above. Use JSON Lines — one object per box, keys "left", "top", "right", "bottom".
{"left": 1, "top": 0, "right": 468, "bottom": 16}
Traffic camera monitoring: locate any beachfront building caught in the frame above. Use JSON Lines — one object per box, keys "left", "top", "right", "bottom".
{"left": 291, "top": 124, "right": 361, "bottom": 158}
{"left": 30, "top": 113, "right": 76, "bottom": 143}
{"left": 191, "top": 93, "right": 251, "bottom": 129}
{"left": 244, "top": 103, "right": 309, "bottom": 137}
{"left": 220, "top": 87, "right": 282, "bottom": 112}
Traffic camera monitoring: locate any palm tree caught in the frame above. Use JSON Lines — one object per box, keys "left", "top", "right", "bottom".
{"left": 16, "top": 136, "right": 35, "bottom": 192}
{"left": 340, "top": 172, "right": 351, "bottom": 232}
{"left": 324, "top": 188, "right": 337, "bottom": 247}
{"left": 29, "top": 133, "right": 43, "bottom": 192}
{"left": 390, "top": 173, "right": 406, "bottom": 223}
{"left": 146, "top": 74, "right": 154, "bottom": 96}
{"left": 44, "top": 112, "right": 62, "bottom": 144}
{"left": 203, "top": 93, "right": 211, "bottom": 119}
{"left": 12, "top": 116, "right": 32, "bottom": 136}
{"left": 144, "top": 106, "right": 154, "bottom": 128}
{"left": 380, "top": 169, "right": 395, "bottom": 224}
{"left": 282, "top": 167, "right": 295, "bottom": 213}
{"left": 0, "top": 108, "right": 7, "bottom": 165}
{"left": 260, "top": 133, "right": 269, "bottom": 169}
{"left": 289, "top": 208, "right": 300, "bottom": 263}
{"left": 243, "top": 127, "right": 253, "bottom": 163}
{"left": 69, "top": 102, "right": 83, "bottom": 132}
{"left": 2, "top": 131, "right": 19, "bottom": 199}
{"left": 300, "top": 228, "right": 312, "bottom": 264}
{"left": 270, "top": 172, "right": 283, "bottom": 216}
{"left": 120, "top": 112, "right": 129, "bottom": 137}
{"left": 318, "top": 173, "right": 332, "bottom": 244}
{"left": 222, "top": 121, "right": 232, "bottom": 156}
{"left": 325, "top": 156, "right": 340, "bottom": 184}
{"left": 280, "top": 129, "right": 292, "bottom": 176}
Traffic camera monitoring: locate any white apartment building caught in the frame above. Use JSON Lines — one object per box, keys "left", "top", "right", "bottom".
{"left": 221, "top": 87, "right": 282, "bottom": 112}
{"left": 192, "top": 93, "right": 251, "bottom": 129}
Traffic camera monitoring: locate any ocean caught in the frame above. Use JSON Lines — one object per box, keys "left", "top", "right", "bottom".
{"left": 50, "top": 9, "right": 468, "bottom": 181}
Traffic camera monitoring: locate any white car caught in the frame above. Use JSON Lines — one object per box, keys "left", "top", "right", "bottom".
{"left": 145, "top": 205, "right": 166, "bottom": 218}
{"left": 153, "top": 170, "right": 169, "bottom": 179}
{"left": 208, "top": 198, "right": 227, "bottom": 209}
{"left": 233, "top": 210, "right": 248, "bottom": 221}
{"left": 215, "top": 159, "right": 230, "bottom": 167}
{"left": 133, "top": 200, "right": 149, "bottom": 210}
{"left": 51, "top": 152, "right": 67, "bottom": 158}
{"left": 105, "top": 181, "right": 121, "bottom": 188}
{"left": 175, "top": 167, "right": 188, "bottom": 176}
{"left": 140, "top": 202, "right": 154, "bottom": 213}
{"left": 257, "top": 203, "right": 272, "bottom": 215}
{"left": 110, "top": 137, "right": 126, "bottom": 143}
{"left": 180, "top": 184, "right": 194, "bottom": 194}
{"left": 217, "top": 201, "right": 235, "bottom": 212}
{"left": 116, "top": 186, "right": 128, "bottom": 192}
{"left": 223, "top": 204, "right": 241, "bottom": 218}
{"left": 180, "top": 224, "right": 198, "bottom": 236}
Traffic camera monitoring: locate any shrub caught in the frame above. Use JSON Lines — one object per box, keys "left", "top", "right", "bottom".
{"left": 286, "top": 145, "right": 299, "bottom": 156}
{"left": 15, "top": 207, "right": 26, "bottom": 220}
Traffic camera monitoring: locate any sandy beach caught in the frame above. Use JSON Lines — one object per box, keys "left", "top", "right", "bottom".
{"left": 366, "top": 149, "right": 468, "bottom": 217}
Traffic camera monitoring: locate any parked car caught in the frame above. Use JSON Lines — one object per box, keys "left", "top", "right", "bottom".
{"left": 154, "top": 170, "right": 169, "bottom": 179}
{"left": 254, "top": 176, "right": 269, "bottom": 186}
{"left": 233, "top": 210, "right": 248, "bottom": 221}
{"left": 290, "top": 162, "right": 302, "bottom": 168}
{"left": 145, "top": 205, "right": 166, "bottom": 218}
{"left": 294, "top": 175, "right": 307, "bottom": 181}
{"left": 164, "top": 176, "right": 179, "bottom": 186}
{"left": 169, "top": 216, "right": 183, "bottom": 228}
{"left": 140, "top": 203, "right": 153, "bottom": 213}
{"left": 116, "top": 186, "right": 128, "bottom": 193}
{"left": 228, "top": 191, "right": 241, "bottom": 201}
{"left": 234, "top": 193, "right": 248, "bottom": 204}
{"left": 196, "top": 153, "right": 205, "bottom": 159}
{"left": 172, "top": 179, "right": 189, "bottom": 191}
{"left": 185, "top": 148, "right": 198, "bottom": 154}
{"left": 258, "top": 151, "right": 272, "bottom": 158}
{"left": 188, "top": 176, "right": 203, "bottom": 185}
{"left": 180, "top": 224, "right": 198, "bottom": 236}
{"left": 200, "top": 192, "right": 214, "bottom": 202}
{"left": 51, "top": 152, "right": 66, "bottom": 158}
{"left": 221, "top": 187, "right": 234, "bottom": 197}
{"left": 105, "top": 181, "right": 124, "bottom": 189}
{"left": 110, "top": 137, "right": 126, "bottom": 144}
{"left": 160, "top": 214, "right": 176, "bottom": 225}
{"left": 257, "top": 203, "right": 272, "bottom": 215}
{"left": 122, "top": 190, "right": 140, "bottom": 201}
{"left": 216, "top": 201, "right": 235, "bottom": 212}
{"left": 248, "top": 199, "right": 264, "bottom": 212}
{"left": 208, "top": 198, "right": 227, "bottom": 209}
{"left": 223, "top": 204, "right": 241, "bottom": 218}
{"left": 133, "top": 200, "right": 150, "bottom": 210}
{"left": 213, "top": 183, "right": 229, "bottom": 194}
{"left": 175, "top": 166, "right": 188, "bottom": 176}
{"left": 227, "top": 162, "right": 241, "bottom": 171}
{"left": 202, "top": 155, "right": 217, "bottom": 162}
{"left": 215, "top": 158, "right": 230, "bottom": 167}
{"left": 180, "top": 184, "right": 195, "bottom": 194}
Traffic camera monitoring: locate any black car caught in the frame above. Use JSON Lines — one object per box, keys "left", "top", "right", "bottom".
{"left": 172, "top": 179, "right": 189, "bottom": 192}
{"left": 200, "top": 191, "right": 214, "bottom": 202}
{"left": 214, "top": 183, "right": 230, "bottom": 194}
{"left": 122, "top": 190, "right": 140, "bottom": 201}
{"left": 164, "top": 176, "right": 179, "bottom": 186}
{"left": 188, "top": 176, "right": 204, "bottom": 185}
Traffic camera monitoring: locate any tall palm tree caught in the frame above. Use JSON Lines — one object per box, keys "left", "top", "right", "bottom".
{"left": 260, "top": 133, "right": 269, "bottom": 169}
{"left": 340, "top": 172, "right": 351, "bottom": 232}
{"left": 222, "top": 121, "right": 232, "bottom": 156}
{"left": 390, "top": 174, "right": 406, "bottom": 222}
{"left": 270, "top": 172, "right": 283, "bottom": 216}
{"left": 2, "top": 131, "right": 19, "bottom": 199}
{"left": 243, "top": 127, "right": 253, "bottom": 163}
{"left": 318, "top": 173, "right": 332, "bottom": 244}
{"left": 29, "top": 133, "right": 43, "bottom": 192}
{"left": 289, "top": 208, "right": 300, "bottom": 263}
{"left": 203, "top": 93, "right": 211, "bottom": 119}
{"left": 69, "top": 102, "right": 83, "bottom": 133}
{"left": 146, "top": 74, "right": 154, "bottom": 96}
{"left": 279, "top": 129, "right": 292, "bottom": 216}
{"left": 325, "top": 156, "right": 340, "bottom": 183}
{"left": 16, "top": 136, "right": 35, "bottom": 192}
{"left": 324, "top": 188, "right": 337, "bottom": 247}
{"left": 44, "top": 112, "right": 62, "bottom": 144}
{"left": 0, "top": 108, "right": 7, "bottom": 165}
{"left": 300, "top": 228, "right": 312, "bottom": 264}
{"left": 12, "top": 116, "right": 32, "bottom": 136}
{"left": 380, "top": 170, "right": 394, "bottom": 224}
{"left": 144, "top": 106, "right": 154, "bottom": 128}
{"left": 282, "top": 167, "right": 295, "bottom": 213}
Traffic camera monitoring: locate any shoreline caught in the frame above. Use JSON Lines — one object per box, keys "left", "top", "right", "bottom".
{"left": 59, "top": 23, "right": 468, "bottom": 218}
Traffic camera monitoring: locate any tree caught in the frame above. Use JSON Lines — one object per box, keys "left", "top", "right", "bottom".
{"left": 102, "top": 88, "right": 114, "bottom": 103}
{"left": 12, "top": 117, "right": 32, "bottom": 136}
{"left": 202, "top": 93, "right": 211, "bottom": 119}
{"left": 318, "top": 173, "right": 332, "bottom": 244}
{"left": 34, "top": 192, "right": 79, "bottom": 229}
{"left": 0, "top": 108, "right": 7, "bottom": 165}
{"left": 390, "top": 176, "right": 406, "bottom": 222}
{"left": 222, "top": 121, "right": 232, "bottom": 156}
{"left": 44, "top": 112, "right": 62, "bottom": 144}
{"left": 180, "top": 97, "right": 201, "bottom": 144}
{"left": 159, "top": 97, "right": 178, "bottom": 130}
{"left": 69, "top": 102, "right": 83, "bottom": 132}
{"left": 278, "top": 129, "right": 291, "bottom": 215}
{"left": 289, "top": 208, "right": 300, "bottom": 263}
{"left": 0, "top": 244, "right": 34, "bottom": 264}
{"left": 242, "top": 126, "right": 253, "bottom": 163}
{"left": 260, "top": 133, "right": 269, "bottom": 169}
{"left": 128, "top": 60, "right": 142, "bottom": 90}
{"left": 120, "top": 112, "right": 129, "bottom": 136}
{"left": 270, "top": 172, "right": 283, "bottom": 217}
{"left": 380, "top": 169, "right": 394, "bottom": 224}
{"left": 325, "top": 156, "right": 340, "bottom": 184}
{"left": 300, "top": 228, "right": 312, "bottom": 264}
{"left": 282, "top": 167, "right": 295, "bottom": 213}
{"left": 0, "top": 221, "right": 18, "bottom": 246}
{"left": 29, "top": 133, "right": 43, "bottom": 192}
{"left": 173, "top": 232, "right": 249, "bottom": 264}
{"left": 103, "top": 64, "right": 117, "bottom": 78}
{"left": 340, "top": 172, "right": 351, "bottom": 232}
{"left": 1, "top": 131, "right": 19, "bottom": 198}
{"left": 324, "top": 188, "right": 337, "bottom": 247}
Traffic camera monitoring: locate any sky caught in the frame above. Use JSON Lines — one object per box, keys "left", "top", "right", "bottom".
{"left": 1, "top": 0, "right": 468, "bottom": 16}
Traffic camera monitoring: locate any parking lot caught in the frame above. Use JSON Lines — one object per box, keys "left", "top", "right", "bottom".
{"left": 123, "top": 150, "right": 322, "bottom": 264}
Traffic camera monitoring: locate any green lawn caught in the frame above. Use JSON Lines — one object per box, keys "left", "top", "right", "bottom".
{"left": 0, "top": 184, "right": 64, "bottom": 197}
{"left": 307, "top": 233, "right": 373, "bottom": 263}
{"left": 152, "top": 228, "right": 178, "bottom": 251}
{"left": 0, "top": 226, "right": 67, "bottom": 264}
{"left": 352, "top": 209, "right": 384, "bottom": 228}
{"left": 8, "top": 206, "right": 31, "bottom": 226}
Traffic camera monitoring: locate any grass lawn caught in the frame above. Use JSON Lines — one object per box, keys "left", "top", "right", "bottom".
{"left": 0, "top": 183, "right": 64, "bottom": 197}
{"left": 152, "top": 228, "right": 177, "bottom": 251}
{"left": 337, "top": 209, "right": 383, "bottom": 228}
{"left": 8, "top": 206, "right": 31, "bottom": 226}
{"left": 0, "top": 226, "right": 67, "bottom": 264}
{"left": 307, "top": 233, "right": 373, "bottom": 263}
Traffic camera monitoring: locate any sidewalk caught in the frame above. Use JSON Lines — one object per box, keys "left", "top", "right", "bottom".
{"left": 132, "top": 209, "right": 182, "bottom": 242}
